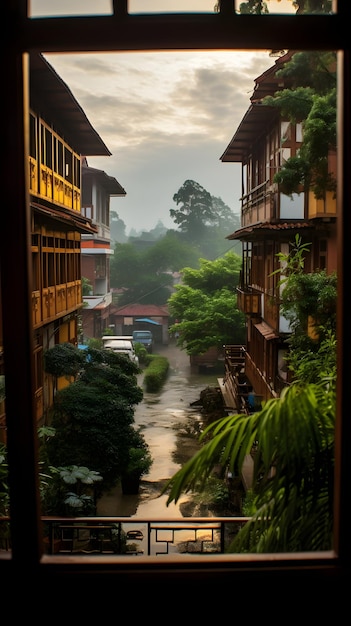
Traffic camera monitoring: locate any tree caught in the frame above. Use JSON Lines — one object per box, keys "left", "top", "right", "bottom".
{"left": 170, "top": 180, "right": 213, "bottom": 238}
{"left": 168, "top": 253, "right": 246, "bottom": 354}
{"left": 143, "top": 231, "right": 200, "bottom": 273}
{"left": 110, "top": 236, "right": 197, "bottom": 306}
{"left": 43, "top": 345, "right": 148, "bottom": 495}
{"left": 170, "top": 179, "right": 239, "bottom": 242}
{"left": 110, "top": 210, "right": 127, "bottom": 244}
{"left": 263, "top": 51, "right": 336, "bottom": 199}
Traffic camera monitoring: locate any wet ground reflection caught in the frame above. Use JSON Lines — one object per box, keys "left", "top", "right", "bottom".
{"left": 97, "top": 343, "right": 220, "bottom": 518}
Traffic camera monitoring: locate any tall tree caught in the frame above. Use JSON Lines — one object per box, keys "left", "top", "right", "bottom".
{"left": 170, "top": 180, "right": 238, "bottom": 246}
{"left": 170, "top": 180, "right": 214, "bottom": 239}
{"left": 110, "top": 210, "right": 127, "bottom": 244}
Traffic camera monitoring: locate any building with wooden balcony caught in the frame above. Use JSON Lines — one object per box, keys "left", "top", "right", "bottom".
{"left": 220, "top": 51, "right": 337, "bottom": 405}
{"left": 0, "top": 53, "right": 113, "bottom": 440}
{"left": 80, "top": 161, "right": 126, "bottom": 340}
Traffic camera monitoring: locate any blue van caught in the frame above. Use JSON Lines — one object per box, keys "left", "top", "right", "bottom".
{"left": 132, "top": 330, "right": 153, "bottom": 353}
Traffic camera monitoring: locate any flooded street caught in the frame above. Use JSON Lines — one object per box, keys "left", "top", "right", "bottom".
{"left": 97, "top": 343, "right": 220, "bottom": 518}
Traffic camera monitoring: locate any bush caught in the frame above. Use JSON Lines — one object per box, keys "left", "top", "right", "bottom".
{"left": 134, "top": 343, "right": 153, "bottom": 366}
{"left": 143, "top": 356, "right": 169, "bottom": 392}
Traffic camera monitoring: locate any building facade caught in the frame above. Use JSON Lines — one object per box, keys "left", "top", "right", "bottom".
{"left": 221, "top": 51, "right": 337, "bottom": 405}
{"left": 80, "top": 160, "right": 126, "bottom": 341}
{"left": 0, "top": 53, "right": 112, "bottom": 440}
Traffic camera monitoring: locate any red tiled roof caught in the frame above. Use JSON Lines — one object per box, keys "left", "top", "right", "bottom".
{"left": 226, "top": 221, "right": 314, "bottom": 240}
{"left": 111, "top": 303, "right": 169, "bottom": 316}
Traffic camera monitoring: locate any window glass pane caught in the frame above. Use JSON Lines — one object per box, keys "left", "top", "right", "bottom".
{"left": 29, "top": 1, "right": 337, "bottom": 18}
{"left": 29, "top": 0, "right": 113, "bottom": 18}
{"left": 234, "top": 0, "right": 335, "bottom": 14}
{"left": 129, "top": 1, "right": 217, "bottom": 12}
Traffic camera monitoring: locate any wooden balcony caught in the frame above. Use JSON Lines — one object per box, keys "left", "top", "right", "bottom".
{"left": 236, "top": 288, "right": 261, "bottom": 315}
{"left": 219, "top": 345, "right": 264, "bottom": 415}
{"left": 32, "top": 281, "right": 82, "bottom": 328}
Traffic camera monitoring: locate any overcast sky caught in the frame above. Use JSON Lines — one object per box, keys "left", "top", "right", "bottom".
{"left": 32, "top": 0, "right": 292, "bottom": 234}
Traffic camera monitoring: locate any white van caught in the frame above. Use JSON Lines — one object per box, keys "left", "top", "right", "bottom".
{"left": 101, "top": 336, "right": 139, "bottom": 366}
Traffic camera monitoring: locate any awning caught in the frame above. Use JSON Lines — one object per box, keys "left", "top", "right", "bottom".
{"left": 254, "top": 322, "right": 279, "bottom": 341}
{"left": 135, "top": 318, "right": 161, "bottom": 325}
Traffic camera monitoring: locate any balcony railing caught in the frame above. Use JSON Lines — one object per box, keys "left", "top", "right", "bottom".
{"left": 0, "top": 516, "right": 250, "bottom": 557}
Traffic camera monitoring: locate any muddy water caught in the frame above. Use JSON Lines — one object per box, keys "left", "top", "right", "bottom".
{"left": 97, "top": 343, "right": 220, "bottom": 518}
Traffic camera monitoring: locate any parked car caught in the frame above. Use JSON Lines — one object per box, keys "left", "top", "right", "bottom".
{"left": 101, "top": 336, "right": 139, "bottom": 366}
{"left": 132, "top": 330, "right": 153, "bottom": 353}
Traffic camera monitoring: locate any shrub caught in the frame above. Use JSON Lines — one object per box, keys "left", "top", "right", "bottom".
{"left": 143, "top": 356, "right": 169, "bottom": 392}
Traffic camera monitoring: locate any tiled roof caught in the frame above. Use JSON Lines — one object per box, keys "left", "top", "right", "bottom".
{"left": 111, "top": 303, "right": 169, "bottom": 316}
{"left": 226, "top": 221, "right": 314, "bottom": 240}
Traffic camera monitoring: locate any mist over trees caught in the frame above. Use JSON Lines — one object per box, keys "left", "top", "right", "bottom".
{"left": 110, "top": 180, "right": 241, "bottom": 307}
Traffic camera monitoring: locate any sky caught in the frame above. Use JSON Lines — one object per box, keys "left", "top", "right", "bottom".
{"left": 31, "top": 0, "right": 293, "bottom": 234}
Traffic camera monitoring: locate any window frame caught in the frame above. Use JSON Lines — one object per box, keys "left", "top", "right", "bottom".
{"left": 1, "top": 1, "right": 350, "bottom": 587}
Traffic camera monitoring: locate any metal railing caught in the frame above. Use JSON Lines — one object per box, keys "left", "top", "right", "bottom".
{"left": 1, "top": 516, "right": 251, "bottom": 557}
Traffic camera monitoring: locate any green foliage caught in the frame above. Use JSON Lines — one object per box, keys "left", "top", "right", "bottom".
{"left": 193, "top": 476, "right": 231, "bottom": 511}
{"left": 143, "top": 231, "right": 200, "bottom": 273}
{"left": 170, "top": 180, "right": 240, "bottom": 246}
{"left": 262, "top": 51, "right": 337, "bottom": 199}
{"left": 168, "top": 253, "right": 246, "bottom": 354}
{"left": 42, "top": 345, "right": 148, "bottom": 495}
{"left": 134, "top": 342, "right": 153, "bottom": 366}
{"left": 82, "top": 276, "right": 93, "bottom": 296}
{"left": 110, "top": 241, "right": 175, "bottom": 306}
{"left": 43, "top": 342, "right": 86, "bottom": 378}
{"left": 123, "top": 436, "right": 153, "bottom": 479}
{"left": 164, "top": 381, "right": 335, "bottom": 552}
{"left": 86, "top": 337, "right": 103, "bottom": 349}
{"left": 143, "top": 356, "right": 169, "bottom": 392}
{"left": 281, "top": 269, "right": 337, "bottom": 333}
{"left": 40, "top": 464, "right": 103, "bottom": 516}
{"left": 270, "top": 234, "right": 337, "bottom": 382}
{"left": 287, "top": 328, "right": 337, "bottom": 385}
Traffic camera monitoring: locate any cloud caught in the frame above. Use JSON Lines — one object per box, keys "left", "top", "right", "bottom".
{"left": 44, "top": 49, "right": 274, "bottom": 232}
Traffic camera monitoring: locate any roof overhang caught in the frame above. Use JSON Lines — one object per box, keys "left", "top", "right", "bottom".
{"left": 82, "top": 166, "right": 126, "bottom": 196}
{"left": 31, "top": 201, "right": 98, "bottom": 235}
{"left": 254, "top": 322, "right": 279, "bottom": 341}
{"left": 220, "top": 104, "right": 278, "bottom": 163}
{"left": 226, "top": 221, "right": 315, "bottom": 241}
{"left": 30, "top": 53, "right": 111, "bottom": 157}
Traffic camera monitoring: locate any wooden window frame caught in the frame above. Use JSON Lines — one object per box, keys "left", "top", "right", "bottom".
{"left": 1, "top": 1, "right": 349, "bottom": 592}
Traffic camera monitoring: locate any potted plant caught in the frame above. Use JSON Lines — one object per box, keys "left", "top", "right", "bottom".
{"left": 121, "top": 433, "right": 153, "bottom": 495}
